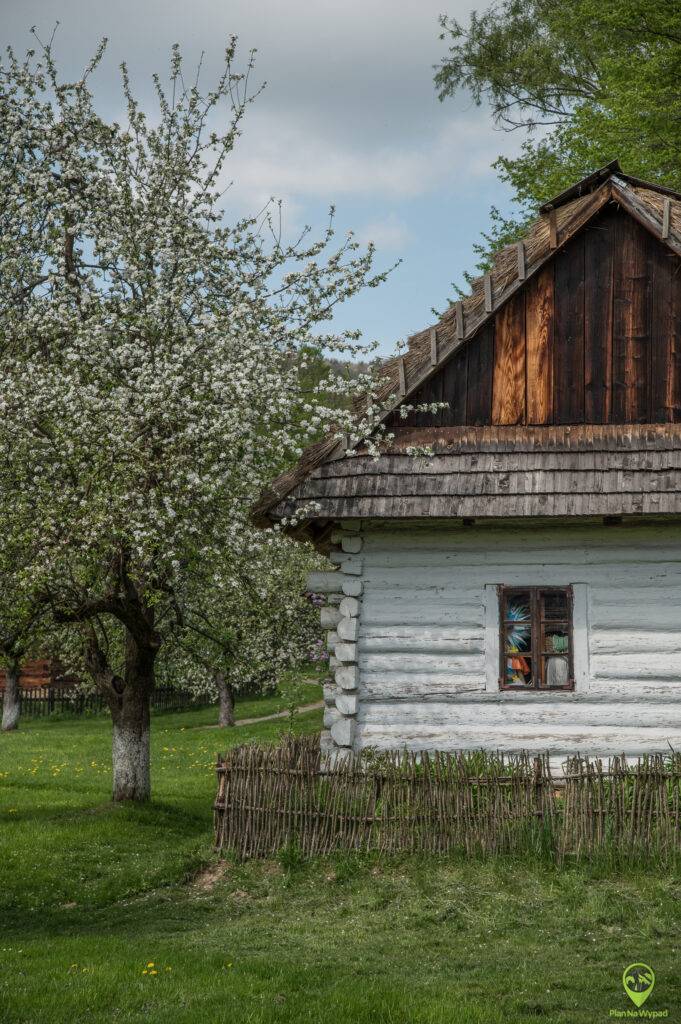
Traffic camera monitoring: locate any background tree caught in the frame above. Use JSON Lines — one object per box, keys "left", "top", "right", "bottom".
{"left": 0, "top": 504, "right": 50, "bottom": 732}
{"left": 160, "top": 529, "right": 326, "bottom": 727}
{"left": 436, "top": 1, "right": 681, "bottom": 263}
{"left": 0, "top": 35, "right": 387, "bottom": 800}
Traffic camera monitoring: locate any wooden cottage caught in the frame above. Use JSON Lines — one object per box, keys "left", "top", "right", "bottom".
{"left": 256, "top": 161, "right": 681, "bottom": 762}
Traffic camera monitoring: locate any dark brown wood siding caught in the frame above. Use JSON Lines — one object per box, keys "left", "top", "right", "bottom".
{"left": 387, "top": 207, "right": 681, "bottom": 429}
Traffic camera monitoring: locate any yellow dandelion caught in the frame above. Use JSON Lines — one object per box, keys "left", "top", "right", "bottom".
{"left": 147, "top": 962, "right": 154, "bottom": 968}
{"left": 142, "top": 969, "right": 148, "bottom": 975}
{"left": 150, "top": 969, "right": 158, "bottom": 976}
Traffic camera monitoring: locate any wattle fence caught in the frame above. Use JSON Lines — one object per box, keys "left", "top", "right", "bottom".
{"left": 214, "top": 736, "right": 681, "bottom": 865}
{"left": 0, "top": 683, "right": 211, "bottom": 718}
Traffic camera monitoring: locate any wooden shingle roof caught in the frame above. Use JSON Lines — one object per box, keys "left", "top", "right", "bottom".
{"left": 271, "top": 424, "right": 681, "bottom": 522}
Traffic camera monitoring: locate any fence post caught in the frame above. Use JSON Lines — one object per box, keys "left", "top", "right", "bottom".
{"left": 533, "top": 756, "right": 543, "bottom": 824}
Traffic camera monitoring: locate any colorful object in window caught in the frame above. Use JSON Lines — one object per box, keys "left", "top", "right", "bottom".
{"left": 505, "top": 599, "right": 530, "bottom": 649}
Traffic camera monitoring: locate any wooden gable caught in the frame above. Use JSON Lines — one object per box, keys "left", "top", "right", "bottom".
{"left": 387, "top": 207, "right": 681, "bottom": 428}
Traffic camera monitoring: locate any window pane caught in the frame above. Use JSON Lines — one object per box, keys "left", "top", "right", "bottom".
{"left": 505, "top": 592, "right": 531, "bottom": 621}
{"left": 542, "top": 624, "right": 569, "bottom": 654}
{"left": 544, "top": 655, "right": 569, "bottom": 688}
{"left": 506, "top": 656, "right": 533, "bottom": 686}
{"left": 505, "top": 623, "right": 531, "bottom": 654}
{"left": 542, "top": 591, "right": 568, "bottom": 620}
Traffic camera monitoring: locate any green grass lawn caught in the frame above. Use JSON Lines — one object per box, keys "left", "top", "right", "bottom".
{"left": 1, "top": 674, "right": 680, "bottom": 1024}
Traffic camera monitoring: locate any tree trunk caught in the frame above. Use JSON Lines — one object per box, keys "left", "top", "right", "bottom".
{"left": 216, "top": 671, "right": 235, "bottom": 727}
{"left": 107, "top": 634, "right": 157, "bottom": 802}
{"left": 1, "top": 661, "right": 21, "bottom": 732}
{"left": 110, "top": 683, "right": 152, "bottom": 801}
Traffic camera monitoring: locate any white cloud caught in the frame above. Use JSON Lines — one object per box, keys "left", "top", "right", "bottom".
{"left": 356, "top": 213, "right": 411, "bottom": 251}
{"left": 223, "top": 111, "right": 511, "bottom": 213}
{"left": 5, "top": 0, "right": 514, "bottom": 213}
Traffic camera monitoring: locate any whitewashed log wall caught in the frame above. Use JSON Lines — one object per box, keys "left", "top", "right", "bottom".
{"left": 311, "top": 520, "right": 681, "bottom": 762}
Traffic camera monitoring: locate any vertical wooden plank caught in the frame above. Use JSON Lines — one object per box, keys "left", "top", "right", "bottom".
{"left": 441, "top": 344, "right": 469, "bottom": 424}
{"left": 466, "top": 323, "right": 494, "bottom": 425}
{"left": 611, "top": 216, "right": 650, "bottom": 423}
{"left": 394, "top": 369, "right": 444, "bottom": 429}
{"left": 548, "top": 208, "right": 558, "bottom": 249}
{"left": 516, "top": 241, "right": 526, "bottom": 281}
{"left": 649, "top": 239, "right": 673, "bottom": 422}
{"left": 420, "top": 369, "right": 444, "bottom": 427}
{"left": 484, "top": 274, "right": 493, "bottom": 313}
{"left": 668, "top": 257, "right": 681, "bottom": 421}
{"left": 398, "top": 357, "right": 406, "bottom": 396}
{"left": 662, "top": 198, "right": 671, "bottom": 240}
{"left": 430, "top": 327, "right": 438, "bottom": 367}
{"left": 525, "top": 264, "right": 553, "bottom": 424}
{"left": 583, "top": 213, "right": 614, "bottom": 423}
{"left": 456, "top": 300, "right": 465, "bottom": 340}
{"left": 492, "top": 291, "right": 526, "bottom": 424}
{"left": 553, "top": 233, "right": 585, "bottom": 423}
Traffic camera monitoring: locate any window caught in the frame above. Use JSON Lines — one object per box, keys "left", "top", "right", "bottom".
{"left": 499, "top": 586, "right": 574, "bottom": 691}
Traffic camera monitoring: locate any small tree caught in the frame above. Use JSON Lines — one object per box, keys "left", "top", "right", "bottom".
{"left": 0, "top": 591, "right": 47, "bottom": 732}
{"left": 0, "top": 35, "right": 387, "bottom": 799}
{"left": 162, "top": 528, "right": 325, "bottom": 726}
{"left": 0, "top": 511, "right": 49, "bottom": 732}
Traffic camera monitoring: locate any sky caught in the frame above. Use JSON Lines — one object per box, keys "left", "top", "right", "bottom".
{"left": 3, "top": 0, "right": 524, "bottom": 356}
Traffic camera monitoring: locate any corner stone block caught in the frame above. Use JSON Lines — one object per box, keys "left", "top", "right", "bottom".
{"left": 339, "top": 596, "right": 360, "bottom": 619}
{"left": 335, "top": 665, "right": 359, "bottom": 691}
{"left": 320, "top": 729, "right": 334, "bottom": 754}
{"left": 337, "top": 617, "right": 359, "bottom": 642}
{"left": 324, "top": 706, "right": 342, "bottom": 729}
{"left": 335, "top": 692, "right": 358, "bottom": 716}
{"left": 320, "top": 606, "right": 342, "bottom": 628}
{"left": 334, "top": 642, "right": 357, "bottom": 663}
{"left": 306, "top": 571, "right": 343, "bottom": 594}
{"left": 330, "top": 717, "right": 355, "bottom": 748}
{"left": 342, "top": 578, "right": 363, "bottom": 598}
{"left": 341, "top": 535, "right": 362, "bottom": 554}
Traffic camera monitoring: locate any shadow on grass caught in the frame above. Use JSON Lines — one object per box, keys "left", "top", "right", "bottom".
{"left": 0, "top": 795, "right": 211, "bottom": 829}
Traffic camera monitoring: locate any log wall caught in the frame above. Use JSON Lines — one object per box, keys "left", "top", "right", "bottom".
{"left": 319, "top": 520, "right": 681, "bottom": 761}
{"left": 389, "top": 208, "right": 681, "bottom": 428}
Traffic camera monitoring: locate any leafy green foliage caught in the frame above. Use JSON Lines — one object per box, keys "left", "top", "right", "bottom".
{"left": 436, "top": 1, "right": 681, "bottom": 276}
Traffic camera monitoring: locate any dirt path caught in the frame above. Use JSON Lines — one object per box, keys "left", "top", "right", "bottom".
{"left": 202, "top": 701, "right": 323, "bottom": 729}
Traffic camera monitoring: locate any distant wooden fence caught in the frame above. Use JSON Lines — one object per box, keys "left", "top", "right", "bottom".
{"left": 214, "top": 738, "right": 681, "bottom": 864}
{"left": 0, "top": 683, "right": 211, "bottom": 718}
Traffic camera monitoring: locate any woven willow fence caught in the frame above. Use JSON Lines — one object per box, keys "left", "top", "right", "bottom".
{"left": 214, "top": 738, "right": 681, "bottom": 864}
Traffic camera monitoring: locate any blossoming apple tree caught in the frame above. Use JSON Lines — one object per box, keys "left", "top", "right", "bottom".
{"left": 0, "top": 34, "right": 388, "bottom": 799}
